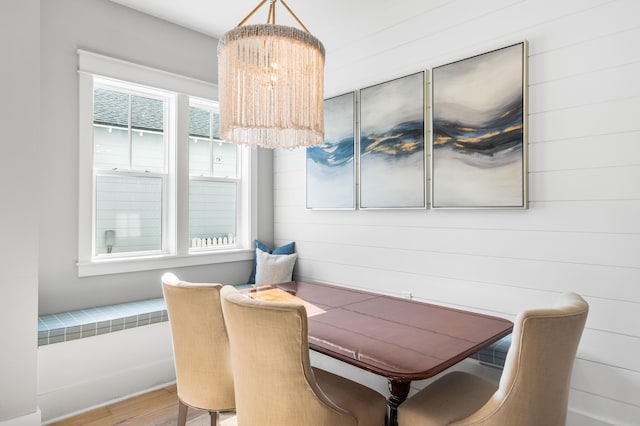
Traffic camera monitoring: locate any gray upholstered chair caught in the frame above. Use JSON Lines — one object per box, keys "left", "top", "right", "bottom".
{"left": 220, "top": 285, "right": 387, "bottom": 426}
{"left": 161, "top": 273, "right": 235, "bottom": 426}
{"left": 398, "top": 292, "right": 589, "bottom": 426}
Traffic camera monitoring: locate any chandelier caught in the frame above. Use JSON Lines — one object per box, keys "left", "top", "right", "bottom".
{"left": 218, "top": 0, "right": 325, "bottom": 149}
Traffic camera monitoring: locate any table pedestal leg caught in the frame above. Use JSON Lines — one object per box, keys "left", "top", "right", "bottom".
{"left": 386, "top": 380, "right": 411, "bottom": 426}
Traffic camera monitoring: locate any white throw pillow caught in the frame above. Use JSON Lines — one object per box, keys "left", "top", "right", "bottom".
{"left": 255, "top": 248, "right": 297, "bottom": 286}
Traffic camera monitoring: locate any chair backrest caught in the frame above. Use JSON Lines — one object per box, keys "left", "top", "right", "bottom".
{"left": 161, "top": 273, "right": 235, "bottom": 411}
{"left": 458, "top": 292, "right": 589, "bottom": 426}
{"left": 220, "top": 285, "right": 358, "bottom": 426}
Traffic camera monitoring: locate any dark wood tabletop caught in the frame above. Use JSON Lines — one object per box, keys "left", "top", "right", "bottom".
{"left": 248, "top": 281, "right": 513, "bottom": 426}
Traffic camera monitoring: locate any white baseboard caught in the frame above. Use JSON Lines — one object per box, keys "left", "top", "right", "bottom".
{"left": 0, "top": 409, "right": 41, "bottom": 426}
{"left": 566, "top": 410, "right": 616, "bottom": 426}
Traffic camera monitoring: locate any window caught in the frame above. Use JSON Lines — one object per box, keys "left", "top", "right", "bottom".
{"left": 188, "top": 101, "right": 239, "bottom": 251}
{"left": 77, "top": 50, "right": 255, "bottom": 277}
{"left": 93, "top": 83, "right": 169, "bottom": 256}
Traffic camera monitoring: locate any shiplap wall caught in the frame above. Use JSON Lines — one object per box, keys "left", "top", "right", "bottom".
{"left": 273, "top": 1, "right": 640, "bottom": 425}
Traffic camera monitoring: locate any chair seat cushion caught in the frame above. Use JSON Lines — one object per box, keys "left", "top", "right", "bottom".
{"left": 398, "top": 371, "right": 497, "bottom": 426}
{"left": 313, "top": 367, "right": 387, "bottom": 426}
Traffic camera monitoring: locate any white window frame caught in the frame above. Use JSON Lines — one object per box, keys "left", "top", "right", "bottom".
{"left": 77, "top": 50, "right": 256, "bottom": 277}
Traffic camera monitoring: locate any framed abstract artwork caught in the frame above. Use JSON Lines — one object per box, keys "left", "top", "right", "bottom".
{"left": 431, "top": 42, "right": 528, "bottom": 208}
{"left": 359, "top": 72, "right": 426, "bottom": 209}
{"left": 306, "top": 92, "right": 356, "bottom": 209}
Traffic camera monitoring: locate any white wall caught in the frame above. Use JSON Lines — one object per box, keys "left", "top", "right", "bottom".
{"left": 274, "top": 1, "right": 640, "bottom": 425}
{"left": 39, "top": 0, "right": 273, "bottom": 315}
{"left": 0, "top": 0, "right": 41, "bottom": 424}
{"left": 38, "top": 323, "right": 175, "bottom": 424}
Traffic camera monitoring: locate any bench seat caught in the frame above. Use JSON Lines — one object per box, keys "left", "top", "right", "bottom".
{"left": 469, "top": 334, "right": 512, "bottom": 368}
{"left": 37, "top": 284, "right": 255, "bottom": 347}
{"left": 38, "top": 298, "right": 168, "bottom": 346}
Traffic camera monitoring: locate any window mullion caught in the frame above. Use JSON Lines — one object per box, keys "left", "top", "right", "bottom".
{"left": 128, "top": 94, "right": 133, "bottom": 170}
{"left": 175, "top": 94, "right": 190, "bottom": 256}
{"left": 210, "top": 110, "right": 215, "bottom": 177}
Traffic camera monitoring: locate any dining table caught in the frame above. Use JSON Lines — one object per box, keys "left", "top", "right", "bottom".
{"left": 248, "top": 281, "right": 513, "bottom": 426}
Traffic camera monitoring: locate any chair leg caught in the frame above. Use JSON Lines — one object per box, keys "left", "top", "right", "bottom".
{"left": 177, "top": 400, "right": 188, "bottom": 426}
{"left": 209, "top": 411, "right": 220, "bottom": 426}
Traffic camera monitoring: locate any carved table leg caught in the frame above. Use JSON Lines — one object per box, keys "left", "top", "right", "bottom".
{"left": 387, "top": 380, "right": 411, "bottom": 426}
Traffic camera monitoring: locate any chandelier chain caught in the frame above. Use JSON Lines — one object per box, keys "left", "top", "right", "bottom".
{"left": 237, "top": 0, "right": 310, "bottom": 32}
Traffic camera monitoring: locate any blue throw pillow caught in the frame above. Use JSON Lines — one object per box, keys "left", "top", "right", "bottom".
{"left": 247, "top": 240, "right": 295, "bottom": 284}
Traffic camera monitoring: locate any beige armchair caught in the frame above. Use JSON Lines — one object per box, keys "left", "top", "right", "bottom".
{"left": 398, "top": 292, "right": 589, "bottom": 426}
{"left": 161, "top": 273, "right": 235, "bottom": 426}
{"left": 220, "top": 285, "right": 387, "bottom": 426}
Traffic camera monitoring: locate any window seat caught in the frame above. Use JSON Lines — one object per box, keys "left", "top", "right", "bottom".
{"left": 38, "top": 284, "right": 254, "bottom": 347}
{"left": 38, "top": 298, "right": 169, "bottom": 346}
{"left": 469, "top": 334, "right": 512, "bottom": 368}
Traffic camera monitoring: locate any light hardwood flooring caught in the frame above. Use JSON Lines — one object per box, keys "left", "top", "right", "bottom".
{"left": 49, "top": 385, "right": 238, "bottom": 426}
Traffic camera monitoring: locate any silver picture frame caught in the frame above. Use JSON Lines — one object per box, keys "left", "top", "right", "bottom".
{"left": 306, "top": 91, "right": 356, "bottom": 210}
{"left": 359, "top": 72, "right": 427, "bottom": 209}
{"left": 431, "top": 42, "right": 529, "bottom": 209}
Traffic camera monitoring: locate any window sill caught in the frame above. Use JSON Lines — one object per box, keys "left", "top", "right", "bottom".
{"left": 76, "top": 249, "right": 254, "bottom": 277}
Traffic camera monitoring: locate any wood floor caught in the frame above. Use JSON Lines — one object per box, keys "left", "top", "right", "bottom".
{"left": 49, "top": 385, "right": 238, "bottom": 426}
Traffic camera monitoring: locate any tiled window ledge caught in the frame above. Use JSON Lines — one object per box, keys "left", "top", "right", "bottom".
{"left": 37, "top": 284, "right": 253, "bottom": 347}
{"left": 38, "top": 298, "right": 168, "bottom": 346}
{"left": 469, "top": 334, "right": 512, "bottom": 368}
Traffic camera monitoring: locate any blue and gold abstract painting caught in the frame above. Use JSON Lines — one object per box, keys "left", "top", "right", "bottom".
{"left": 432, "top": 42, "right": 527, "bottom": 208}
{"left": 359, "top": 72, "right": 426, "bottom": 208}
{"left": 306, "top": 92, "right": 355, "bottom": 209}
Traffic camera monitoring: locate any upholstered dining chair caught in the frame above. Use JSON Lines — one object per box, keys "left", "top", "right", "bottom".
{"left": 398, "top": 292, "right": 589, "bottom": 426}
{"left": 220, "top": 285, "right": 387, "bottom": 426}
{"left": 161, "top": 273, "right": 235, "bottom": 426}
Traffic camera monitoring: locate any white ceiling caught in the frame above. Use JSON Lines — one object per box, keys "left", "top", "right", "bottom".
{"left": 110, "top": 0, "right": 435, "bottom": 42}
{"left": 111, "top": 0, "right": 332, "bottom": 40}
{"left": 109, "top": 0, "right": 449, "bottom": 60}
{"left": 108, "top": 0, "right": 469, "bottom": 95}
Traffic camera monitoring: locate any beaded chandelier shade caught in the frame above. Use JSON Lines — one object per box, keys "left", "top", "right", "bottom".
{"left": 218, "top": 0, "right": 325, "bottom": 149}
